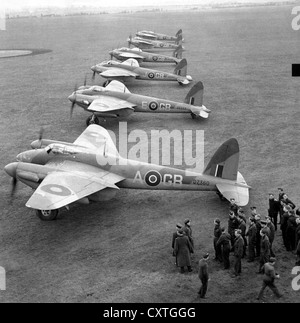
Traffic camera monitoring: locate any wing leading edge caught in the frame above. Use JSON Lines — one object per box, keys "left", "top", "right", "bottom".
{"left": 26, "top": 161, "right": 124, "bottom": 210}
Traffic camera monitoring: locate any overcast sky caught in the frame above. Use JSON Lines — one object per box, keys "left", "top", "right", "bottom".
{"left": 2, "top": 0, "right": 292, "bottom": 10}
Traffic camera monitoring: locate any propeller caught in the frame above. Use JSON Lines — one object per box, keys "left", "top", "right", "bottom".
{"left": 69, "top": 83, "right": 77, "bottom": 118}
{"left": 10, "top": 177, "right": 18, "bottom": 198}
{"left": 37, "top": 126, "right": 44, "bottom": 148}
{"left": 128, "top": 34, "right": 132, "bottom": 48}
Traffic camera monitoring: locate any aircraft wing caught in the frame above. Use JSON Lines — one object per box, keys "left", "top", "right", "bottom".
{"left": 26, "top": 160, "right": 125, "bottom": 210}
{"left": 119, "top": 52, "right": 144, "bottom": 60}
{"left": 138, "top": 32, "right": 157, "bottom": 40}
{"left": 100, "top": 68, "right": 139, "bottom": 78}
{"left": 105, "top": 80, "right": 131, "bottom": 93}
{"left": 73, "top": 124, "right": 119, "bottom": 156}
{"left": 87, "top": 97, "right": 136, "bottom": 114}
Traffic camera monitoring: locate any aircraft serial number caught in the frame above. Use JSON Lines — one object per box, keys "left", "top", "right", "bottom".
{"left": 192, "top": 179, "right": 209, "bottom": 186}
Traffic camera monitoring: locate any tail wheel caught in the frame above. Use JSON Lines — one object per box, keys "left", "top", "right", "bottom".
{"left": 36, "top": 209, "right": 58, "bottom": 221}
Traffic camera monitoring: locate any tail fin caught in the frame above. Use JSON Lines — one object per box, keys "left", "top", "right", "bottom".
{"left": 203, "top": 138, "right": 239, "bottom": 181}
{"left": 173, "top": 45, "right": 183, "bottom": 59}
{"left": 176, "top": 29, "right": 182, "bottom": 37}
{"left": 184, "top": 81, "right": 203, "bottom": 106}
{"left": 174, "top": 58, "right": 187, "bottom": 77}
{"left": 175, "top": 33, "right": 183, "bottom": 45}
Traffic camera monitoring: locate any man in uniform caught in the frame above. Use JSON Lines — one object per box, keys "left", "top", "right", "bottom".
{"left": 174, "top": 229, "right": 193, "bottom": 273}
{"left": 257, "top": 228, "right": 270, "bottom": 274}
{"left": 265, "top": 216, "right": 276, "bottom": 257}
{"left": 198, "top": 253, "right": 210, "bottom": 299}
{"left": 246, "top": 217, "right": 257, "bottom": 262}
{"left": 229, "top": 198, "right": 239, "bottom": 215}
{"left": 213, "top": 218, "right": 222, "bottom": 262}
{"left": 257, "top": 257, "right": 283, "bottom": 300}
{"left": 254, "top": 214, "right": 262, "bottom": 258}
{"left": 216, "top": 227, "right": 231, "bottom": 269}
{"left": 228, "top": 211, "right": 239, "bottom": 246}
{"left": 232, "top": 229, "right": 244, "bottom": 277}
{"left": 268, "top": 193, "right": 280, "bottom": 230}
{"left": 183, "top": 218, "right": 194, "bottom": 249}
{"left": 172, "top": 223, "right": 183, "bottom": 264}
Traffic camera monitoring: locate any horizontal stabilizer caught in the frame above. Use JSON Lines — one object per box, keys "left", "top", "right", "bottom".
{"left": 199, "top": 110, "right": 209, "bottom": 119}
{"left": 216, "top": 182, "right": 249, "bottom": 206}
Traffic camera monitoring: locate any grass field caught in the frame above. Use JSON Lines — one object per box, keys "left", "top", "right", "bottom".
{"left": 0, "top": 4, "right": 299, "bottom": 303}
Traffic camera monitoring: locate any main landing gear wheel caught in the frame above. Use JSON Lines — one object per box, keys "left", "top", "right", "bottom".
{"left": 86, "top": 115, "right": 100, "bottom": 126}
{"left": 191, "top": 113, "right": 197, "bottom": 119}
{"left": 36, "top": 209, "right": 58, "bottom": 221}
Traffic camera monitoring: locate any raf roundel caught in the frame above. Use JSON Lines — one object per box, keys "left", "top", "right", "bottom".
{"left": 152, "top": 56, "right": 158, "bottom": 61}
{"left": 149, "top": 101, "right": 158, "bottom": 110}
{"left": 144, "top": 170, "right": 162, "bottom": 187}
{"left": 41, "top": 184, "right": 72, "bottom": 196}
{"left": 148, "top": 72, "right": 155, "bottom": 79}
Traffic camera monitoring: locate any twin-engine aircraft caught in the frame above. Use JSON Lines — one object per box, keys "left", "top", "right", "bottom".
{"left": 109, "top": 46, "right": 184, "bottom": 65}
{"left": 90, "top": 58, "right": 192, "bottom": 85}
{"left": 68, "top": 80, "right": 210, "bottom": 125}
{"left": 136, "top": 29, "right": 183, "bottom": 42}
{"left": 127, "top": 34, "right": 184, "bottom": 51}
{"left": 4, "top": 125, "right": 250, "bottom": 221}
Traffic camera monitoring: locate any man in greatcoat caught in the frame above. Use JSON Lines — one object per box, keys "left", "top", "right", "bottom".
{"left": 174, "top": 229, "right": 194, "bottom": 273}
{"left": 246, "top": 217, "right": 257, "bottom": 262}
{"left": 232, "top": 229, "right": 244, "bottom": 277}
{"left": 216, "top": 227, "right": 231, "bottom": 269}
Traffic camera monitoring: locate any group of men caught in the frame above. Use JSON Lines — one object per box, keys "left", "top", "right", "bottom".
{"left": 171, "top": 188, "right": 299, "bottom": 300}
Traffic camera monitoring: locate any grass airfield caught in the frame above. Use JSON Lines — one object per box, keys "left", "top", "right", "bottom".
{"left": 0, "top": 5, "right": 299, "bottom": 303}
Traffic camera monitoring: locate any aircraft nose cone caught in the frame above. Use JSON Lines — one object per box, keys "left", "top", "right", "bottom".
{"left": 68, "top": 93, "right": 75, "bottom": 102}
{"left": 4, "top": 162, "right": 18, "bottom": 178}
{"left": 30, "top": 140, "right": 41, "bottom": 149}
{"left": 91, "top": 65, "right": 97, "bottom": 72}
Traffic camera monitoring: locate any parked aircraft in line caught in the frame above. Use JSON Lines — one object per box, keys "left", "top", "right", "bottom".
{"left": 68, "top": 80, "right": 210, "bottom": 125}
{"left": 109, "top": 46, "right": 184, "bottom": 64}
{"left": 136, "top": 29, "right": 184, "bottom": 42}
{"left": 90, "top": 58, "right": 192, "bottom": 85}
{"left": 127, "top": 34, "right": 184, "bottom": 51}
{"left": 4, "top": 125, "right": 250, "bottom": 221}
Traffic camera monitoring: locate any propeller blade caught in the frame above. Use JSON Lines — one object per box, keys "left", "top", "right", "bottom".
{"left": 92, "top": 70, "right": 96, "bottom": 80}
{"left": 37, "top": 126, "right": 44, "bottom": 148}
{"left": 70, "top": 99, "right": 76, "bottom": 118}
{"left": 10, "top": 177, "right": 18, "bottom": 198}
{"left": 84, "top": 75, "right": 87, "bottom": 86}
